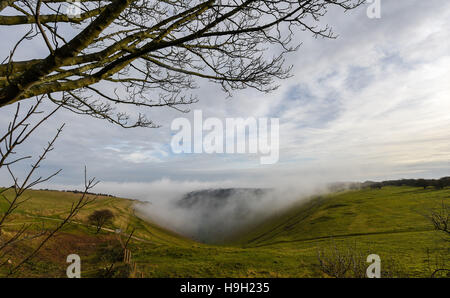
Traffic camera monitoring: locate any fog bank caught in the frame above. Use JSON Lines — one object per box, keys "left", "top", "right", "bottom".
{"left": 42, "top": 178, "right": 357, "bottom": 243}
{"left": 128, "top": 179, "right": 332, "bottom": 243}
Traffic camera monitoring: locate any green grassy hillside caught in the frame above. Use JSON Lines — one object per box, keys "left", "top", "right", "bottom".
{"left": 234, "top": 186, "right": 449, "bottom": 246}
{"left": 0, "top": 186, "right": 448, "bottom": 277}
{"left": 0, "top": 188, "right": 192, "bottom": 245}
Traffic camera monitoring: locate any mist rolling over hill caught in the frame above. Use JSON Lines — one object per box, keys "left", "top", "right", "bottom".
{"left": 176, "top": 188, "right": 272, "bottom": 242}
{"left": 132, "top": 181, "right": 385, "bottom": 243}
{"left": 136, "top": 187, "right": 310, "bottom": 243}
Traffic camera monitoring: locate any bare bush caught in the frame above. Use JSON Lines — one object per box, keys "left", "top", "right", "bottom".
{"left": 425, "top": 202, "right": 450, "bottom": 278}
{"left": 317, "top": 240, "right": 405, "bottom": 278}
{"left": 317, "top": 241, "right": 363, "bottom": 278}
{"left": 430, "top": 202, "right": 449, "bottom": 236}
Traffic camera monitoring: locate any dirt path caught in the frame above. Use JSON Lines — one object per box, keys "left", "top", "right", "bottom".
{"left": 244, "top": 227, "right": 435, "bottom": 248}
{"left": 9, "top": 215, "right": 156, "bottom": 244}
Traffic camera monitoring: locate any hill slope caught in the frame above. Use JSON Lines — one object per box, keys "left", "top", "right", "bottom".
{"left": 134, "top": 186, "right": 449, "bottom": 277}
{"left": 233, "top": 186, "right": 449, "bottom": 246}
{"left": 0, "top": 186, "right": 448, "bottom": 277}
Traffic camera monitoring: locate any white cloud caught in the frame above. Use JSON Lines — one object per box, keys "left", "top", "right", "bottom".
{"left": 1, "top": 0, "right": 449, "bottom": 195}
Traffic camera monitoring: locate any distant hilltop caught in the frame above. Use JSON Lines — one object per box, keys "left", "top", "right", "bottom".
{"left": 328, "top": 176, "right": 450, "bottom": 192}
{"left": 177, "top": 188, "right": 271, "bottom": 209}
{"left": 0, "top": 187, "right": 119, "bottom": 199}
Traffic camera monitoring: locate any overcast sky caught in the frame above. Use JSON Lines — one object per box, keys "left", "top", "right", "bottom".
{"left": 1, "top": 0, "right": 449, "bottom": 199}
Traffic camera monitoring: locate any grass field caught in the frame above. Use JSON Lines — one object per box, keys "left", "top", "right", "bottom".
{"left": 0, "top": 186, "right": 448, "bottom": 277}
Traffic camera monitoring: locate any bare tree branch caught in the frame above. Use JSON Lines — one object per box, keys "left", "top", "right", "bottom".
{"left": 0, "top": 0, "right": 364, "bottom": 127}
